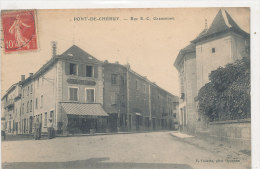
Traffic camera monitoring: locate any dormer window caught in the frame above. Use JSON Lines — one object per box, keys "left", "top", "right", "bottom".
{"left": 212, "top": 48, "right": 216, "bottom": 53}
{"left": 68, "top": 53, "right": 73, "bottom": 56}
{"left": 86, "top": 65, "right": 94, "bottom": 77}
{"left": 69, "top": 63, "right": 77, "bottom": 75}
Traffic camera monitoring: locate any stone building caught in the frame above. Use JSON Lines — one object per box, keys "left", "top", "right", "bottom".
{"left": 31, "top": 44, "right": 107, "bottom": 134}
{"left": 103, "top": 62, "right": 179, "bottom": 132}
{"left": 174, "top": 9, "right": 250, "bottom": 133}
{"left": 2, "top": 44, "right": 179, "bottom": 135}
{"left": 2, "top": 82, "right": 23, "bottom": 134}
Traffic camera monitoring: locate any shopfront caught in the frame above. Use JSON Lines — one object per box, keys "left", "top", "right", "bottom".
{"left": 61, "top": 102, "right": 108, "bottom": 134}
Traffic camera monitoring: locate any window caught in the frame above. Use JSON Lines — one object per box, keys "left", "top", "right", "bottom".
{"left": 23, "top": 89, "right": 25, "bottom": 98}
{"left": 69, "top": 87, "right": 78, "bottom": 101}
{"left": 22, "top": 103, "right": 24, "bottom": 114}
{"left": 27, "top": 86, "right": 29, "bottom": 96}
{"left": 44, "top": 112, "right": 47, "bottom": 126}
{"left": 212, "top": 48, "right": 216, "bottom": 53}
{"left": 136, "top": 80, "right": 139, "bottom": 90}
{"left": 27, "top": 101, "right": 29, "bottom": 113}
{"left": 31, "top": 84, "right": 33, "bottom": 93}
{"left": 111, "top": 93, "right": 118, "bottom": 105}
{"left": 35, "top": 98, "right": 38, "bottom": 109}
{"left": 37, "top": 78, "right": 39, "bottom": 87}
{"left": 181, "top": 93, "right": 185, "bottom": 100}
{"left": 69, "top": 63, "right": 77, "bottom": 75}
{"left": 42, "top": 78, "right": 44, "bottom": 85}
{"left": 40, "top": 95, "right": 43, "bottom": 108}
{"left": 86, "top": 65, "right": 94, "bottom": 77}
{"left": 50, "top": 111, "right": 54, "bottom": 123}
{"left": 111, "top": 74, "right": 117, "bottom": 85}
{"left": 143, "top": 84, "right": 146, "bottom": 93}
{"left": 115, "top": 94, "right": 119, "bottom": 105}
{"left": 86, "top": 89, "right": 95, "bottom": 103}
{"left": 121, "top": 76, "right": 125, "bottom": 86}
{"left": 121, "top": 95, "right": 125, "bottom": 101}
{"left": 30, "top": 100, "right": 32, "bottom": 112}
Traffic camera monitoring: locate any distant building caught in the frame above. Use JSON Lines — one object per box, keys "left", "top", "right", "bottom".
{"left": 2, "top": 44, "right": 179, "bottom": 135}
{"left": 1, "top": 82, "right": 22, "bottom": 134}
{"left": 174, "top": 9, "right": 250, "bottom": 134}
{"left": 103, "top": 62, "right": 179, "bottom": 132}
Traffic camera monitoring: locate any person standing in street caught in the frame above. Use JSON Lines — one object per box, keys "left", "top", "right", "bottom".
{"left": 47, "top": 119, "right": 54, "bottom": 139}
{"left": 35, "top": 118, "right": 40, "bottom": 140}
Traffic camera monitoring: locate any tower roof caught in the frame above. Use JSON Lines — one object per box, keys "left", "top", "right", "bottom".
{"left": 191, "top": 9, "right": 249, "bottom": 43}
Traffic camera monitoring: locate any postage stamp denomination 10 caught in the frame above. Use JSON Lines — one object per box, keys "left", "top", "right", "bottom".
{"left": 1, "top": 10, "right": 38, "bottom": 53}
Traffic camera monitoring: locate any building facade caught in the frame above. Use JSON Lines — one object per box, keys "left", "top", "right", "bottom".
{"left": 103, "top": 62, "right": 179, "bottom": 132}
{"left": 2, "top": 44, "right": 179, "bottom": 135}
{"left": 174, "top": 9, "right": 250, "bottom": 134}
{"left": 20, "top": 75, "right": 34, "bottom": 134}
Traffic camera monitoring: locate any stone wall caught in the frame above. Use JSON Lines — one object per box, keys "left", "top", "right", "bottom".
{"left": 208, "top": 119, "right": 251, "bottom": 150}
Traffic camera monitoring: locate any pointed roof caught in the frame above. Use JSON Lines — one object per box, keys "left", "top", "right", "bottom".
{"left": 31, "top": 45, "right": 102, "bottom": 80}
{"left": 58, "top": 45, "right": 101, "bottom": 64}
{"left": 192, "top": 9, "right": 249, "bottom": 43}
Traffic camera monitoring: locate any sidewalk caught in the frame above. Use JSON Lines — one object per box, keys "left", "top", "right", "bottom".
{"left": 170, "top": 131, "right": 251, "bottom": 169}
{"left": 2, "top": 130, "right": 170, "bottom": 141}
{"left": 170, "top": 131, "right": 194, "bottom": 138}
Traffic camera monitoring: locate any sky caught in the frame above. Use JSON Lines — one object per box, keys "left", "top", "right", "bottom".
{"left": 1, "top": 8, "right": 250, "bottom": 96}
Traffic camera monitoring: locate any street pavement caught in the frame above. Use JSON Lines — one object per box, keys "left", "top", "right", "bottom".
{"left": 1, "top": 131, "right": 250, "bottom": 169}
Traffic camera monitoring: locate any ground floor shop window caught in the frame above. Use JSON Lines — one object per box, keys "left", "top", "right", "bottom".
{"left": 144, "top": 117, "right": 150, "bottom": 128}
{"left": 67, "top": 116, "right": 100, "bottom": 134}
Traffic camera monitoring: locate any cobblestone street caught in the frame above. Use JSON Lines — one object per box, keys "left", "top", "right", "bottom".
{"left": 1, "top": 131, "right": 250, "bottom": 169}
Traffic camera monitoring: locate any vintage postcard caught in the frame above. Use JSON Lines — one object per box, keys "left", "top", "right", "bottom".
{"left": 0, "top": 7, "right": 253, "bottom": 169}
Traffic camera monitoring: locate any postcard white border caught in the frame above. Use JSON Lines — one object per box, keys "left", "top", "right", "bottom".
{"left": 0, "top": 0, "right": 259, "bottom": 168}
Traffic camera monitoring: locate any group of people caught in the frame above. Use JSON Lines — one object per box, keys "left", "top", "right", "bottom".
{"left": 34, "top": 118, "right": 55, "bottom": 140}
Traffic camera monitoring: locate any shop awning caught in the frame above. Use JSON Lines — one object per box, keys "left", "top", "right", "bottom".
{"left": 61, "top": 102, "right": 108, "bottom": 117}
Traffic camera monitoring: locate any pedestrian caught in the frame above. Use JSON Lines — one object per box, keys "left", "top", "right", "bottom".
{"left": 39, "top": 121, "right": 42, "bottom": 139}
{"left": 47, "top": 119, "right": 54, "bottom": 139}
{"left": 35, "top": 119, "right": 40, "bottom": 140}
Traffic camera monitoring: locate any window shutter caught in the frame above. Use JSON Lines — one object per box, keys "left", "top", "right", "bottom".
{"left": 94, "top": 65, "right": 98, "bottom": 78}
{"left": 91, "top": 90, "right": 94, "bottom": 102}
{"left": 74, "top": 88, "right": 78, "bottom": 101}
{"left": 69, "top": 88, "right": 73, "bottom": 100}
{"left": 78, "top": 64, "right": 84, "bottom": 76}
{"left": 65, "top": 62, "right": 70, "bottom": 75}
{"left": 82, "top": 64, "right": 86, "bottom": 77}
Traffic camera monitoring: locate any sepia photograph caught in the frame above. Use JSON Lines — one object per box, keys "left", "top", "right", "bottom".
{"left": 0, "top": 6, "right": 255, "bottom": 169}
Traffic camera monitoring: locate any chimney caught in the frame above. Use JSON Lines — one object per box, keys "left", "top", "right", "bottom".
{"left": 21, "top": 75, "right": 25, "bottom": 81}
{"left": 51, "top": 41, "right": 57, "bottom": 57}
{"left": 125, "top": 63, "right": 130, "bottom": 69}
{"left": 29, "top": 73, "right": 33, "bottom": 77}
